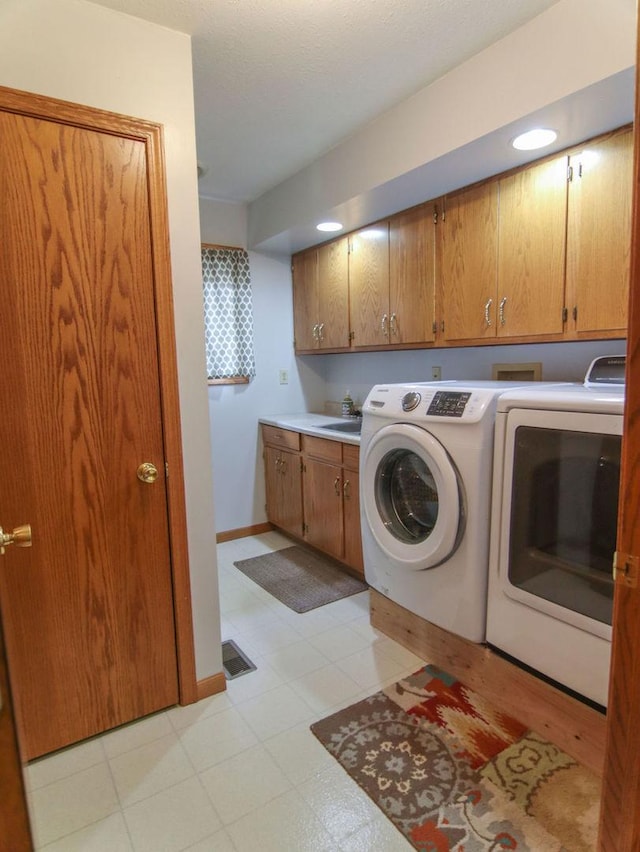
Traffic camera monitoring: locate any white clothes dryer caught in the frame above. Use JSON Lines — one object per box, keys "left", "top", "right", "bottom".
{"left": 486, "top": 356, "right": 625, "bottom": 706}
{"left": 360, "top": 381, "right": 542, "bottom": 642}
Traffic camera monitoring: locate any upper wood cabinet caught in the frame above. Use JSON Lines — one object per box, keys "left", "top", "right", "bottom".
{"left": 497, "top": 155, "right": 568, "bottom": 338}
{"left": 292, "top": 249, "right": 319, "bottom": 351}
{"left": 389, "top": 203, "right": 436, "bottom": 345}
{"left": 292, "top": 237, "right": 349, "bottom": 351}
{"left": 348, "top": 221, "right": 390, "bottom": 347}
{"left": 565, "top": 128, "right": 633, "bottom": 338}
{"left": 292, "top": 125, "right": 632, "bottom": 354}
{"left": 438, "top": 182, "right": 498, "bottom": 343}
{"left": 348, "top": 206, "right": 436, "bottom": 348}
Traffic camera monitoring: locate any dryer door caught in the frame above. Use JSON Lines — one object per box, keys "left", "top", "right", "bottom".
{"left": 362, "top": 423, "right": 462, "bottom": 568}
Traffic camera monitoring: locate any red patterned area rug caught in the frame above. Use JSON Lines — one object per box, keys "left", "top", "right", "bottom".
{"left": 311, "top": 665, "right": 600, "bottom": 851}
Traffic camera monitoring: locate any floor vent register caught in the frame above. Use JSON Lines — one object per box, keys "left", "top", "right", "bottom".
{"left": 222, "top": 639, "right": 257, "bottom": 680}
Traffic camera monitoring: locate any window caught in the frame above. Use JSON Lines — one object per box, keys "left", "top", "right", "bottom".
{"left": 201, "top": 244, "right": 256, "bottom": 384}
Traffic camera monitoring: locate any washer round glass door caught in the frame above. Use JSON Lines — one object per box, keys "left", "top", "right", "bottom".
{"left": 362, "top": 423, "right": 462, "bottom": 568}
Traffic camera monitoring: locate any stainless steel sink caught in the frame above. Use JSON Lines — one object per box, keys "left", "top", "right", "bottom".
{"left": 320, "top": 420, "right": 362, "bottom": 434}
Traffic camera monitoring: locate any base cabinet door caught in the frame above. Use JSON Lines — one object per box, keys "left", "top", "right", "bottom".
{"left": 303, "top": 457, "right": 344, "bottom": 560}
{"left": 342, "top": 446, "right": 364, "bottom": 575}
{"left": 264, "top": 446, "right": 303, "bottom": 537}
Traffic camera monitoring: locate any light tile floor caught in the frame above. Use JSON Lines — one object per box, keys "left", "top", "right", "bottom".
{"left": 27, "top": 531, "right": 423, "bottom": 851}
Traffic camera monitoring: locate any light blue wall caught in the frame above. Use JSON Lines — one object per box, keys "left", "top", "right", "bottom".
{"left": 200, "top": 199, "right": 320, "bottom": 533}
{"left": 310, "top": 340, "right": 626, "bottom": 414}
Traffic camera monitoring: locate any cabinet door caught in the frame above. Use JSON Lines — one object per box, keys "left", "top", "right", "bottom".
{"left": 566, "top": 129, "right": 633, "bottom": 337}
{"left": 342, "top": 467, "right": 364, "bottom": 575}
{"left": 389, "top": 204, "right": 436, "bottom": 344}
{"left": 265, "top": 446, "right": 303, "bottom": 537}
{"left": 348, "top": 222, "right": 390, "bottom": 347}
{"left": 498, "top": 156, "right": 568, "bottom": 338}
{"left": 439, "top": 182, "right": 498, "bottom": 342}
{"left": 317, "top": 237, "right": 350, "bottom": 349}
{"left": 303, "top": 458, "right": 344, "bottom": 560}
{"left": 292, "top": 249, "right": 319, "bottom": 351}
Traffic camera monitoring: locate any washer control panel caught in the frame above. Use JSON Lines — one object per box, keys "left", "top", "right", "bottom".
{"left": 426, "top": 391, "right": 472, "bottom": 417}
{"left": 363, "top": 382, "right": 508, "bottom": 424}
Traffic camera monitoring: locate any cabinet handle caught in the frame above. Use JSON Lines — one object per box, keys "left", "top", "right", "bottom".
{"left": 275, "top": 457, "right": 281, "bottom": 470}
{"left": 484, "top": 298, "right": 493, "bottom": 327}
{"left": 390, "top": 313, "right": 397, "bottom": 336}
{"left": 381, "top": 313, "right": 388, "bottom": 336}
{"left": 343, "top": 479, "right": 351, "bottom": 499}
{"left": 312, "top": 323, "right": 319, "bottom": 340}
{"left": 280, "top": 459, "right": 287, "bottom": 475}
{"left": 334, "top": 476, "right": 341, "bottom": 496}
{"left": 318, "top": 322, "right": 325, "bottom": 341}
{"left": 499, "top": 297, "right": 507, "bottom": 326}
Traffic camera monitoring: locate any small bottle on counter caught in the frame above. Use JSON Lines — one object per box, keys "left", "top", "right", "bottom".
{"left": 342, "top": 390, "right": 354, "bottom": 417}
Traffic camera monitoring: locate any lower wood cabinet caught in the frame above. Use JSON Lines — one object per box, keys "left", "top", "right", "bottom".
{"left": 262, "top": 425, "right": 364, "bottom": 576}
{"left": 262, "top": 426, "right": 303, "bottom": 538}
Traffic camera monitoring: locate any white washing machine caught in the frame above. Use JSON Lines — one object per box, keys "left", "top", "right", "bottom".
{"left": 360, "top": 381, "right": 541, "bottom": 643}
{"left": 486, "top": 356, "right": 625, "bottom": 707}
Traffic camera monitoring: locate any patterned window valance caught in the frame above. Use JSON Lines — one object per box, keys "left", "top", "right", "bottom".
{"left": 202, "top": 246, "right": 256, "bottom": 382}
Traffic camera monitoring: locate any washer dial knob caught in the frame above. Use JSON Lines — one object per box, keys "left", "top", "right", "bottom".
{"left": 401, "top": 391, "right": 421, "bottom": 412}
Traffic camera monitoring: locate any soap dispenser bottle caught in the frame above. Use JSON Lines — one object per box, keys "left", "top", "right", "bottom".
{"left": 342, "top": 390, "right": 354, "bottom": 417}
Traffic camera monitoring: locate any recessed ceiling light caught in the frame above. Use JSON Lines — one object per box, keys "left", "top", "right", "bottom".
{"left": 316, "top": 221, "right": 343, "bottom": 232}
{"left": 511, "top": 128, "right": 558, "bottom": 151}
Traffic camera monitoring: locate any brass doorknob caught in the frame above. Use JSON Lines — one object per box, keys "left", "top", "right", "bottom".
{"left": 137, "top": 462, "right": 159, "bottom": 484}
{"left": 0, "top": 524, "right": 32, "bottom": 556}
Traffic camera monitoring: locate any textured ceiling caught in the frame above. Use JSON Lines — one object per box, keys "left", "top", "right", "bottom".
{"left": 88, "top": 0, "right": 561, "bottom": 203}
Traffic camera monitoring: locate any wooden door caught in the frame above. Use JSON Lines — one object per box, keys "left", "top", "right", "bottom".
{"left": 566, "top": 128, "right": 633, "bottom": 337}
{"left": 0, "top": 602, "right": 32, "bottom": 851}
{"left": 0, "top": 109, "right": 180, "bottom": 759}
{"left": 292, "top": 249, "right": 319, "bottom": 351}
{"left": 348, "top": 222, "right": 390, "bottom": 347}
{"left": 303, "top": 458, "right": 344, "bottom": 560}
{"left": 438, "top": 182, "right": 498, "bottom": 342}
{"left": 497, "top": 156, "right": 568, "bottom": 338}
{"left": 317, "top": 237, "right": 350, "bottom": 349}
{"left": 389, "top": 204, "right": 436, "bottom": 344}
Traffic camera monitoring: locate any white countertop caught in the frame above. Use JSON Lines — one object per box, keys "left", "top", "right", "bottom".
{"left": 259, "top": 413, "right": 361, "bottom": 445}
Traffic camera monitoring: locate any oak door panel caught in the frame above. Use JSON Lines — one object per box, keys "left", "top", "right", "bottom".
{"left": 498, "top": 156, "right": 568, "bottom": 338}
{"left": 566, "top": 129, "right": 633, "bottom": 336}
{"left": 292, "top": 249, "right": 319, "bottom": 351}
{"left": 303, "top": 459, "right": 344, "bottom": 560}
{"left": 348, "top": 223, "right": 390, "bottom": 347}
{"left": 0, "top": 112, "right": 178, "bottom": 759}
{"left": 317, "top": 237, "right": 350, "bottom": 349}
{"left": 389, "top": 204, "right": 436, "bottom": 344}
{"left": 439, "top": 183, "right": 499, "bottom": 342}
{"left": 264, "top": 446, "right": 303, "bottom": 537}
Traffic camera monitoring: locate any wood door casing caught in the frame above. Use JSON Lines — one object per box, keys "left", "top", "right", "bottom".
{"left": 497, "top": 156, "right": 568, "bottom": 338}
{"left": 439, "top": 182, "right": 499, "bottom": 342}
{"left": 566, "top": 128, "right": 633, "bottom": 337}
{"left": 0, "top": 106, "right": 182, "bottom": 759}
{"left": 389, "top": 204, "right": 436, "bottom": 345}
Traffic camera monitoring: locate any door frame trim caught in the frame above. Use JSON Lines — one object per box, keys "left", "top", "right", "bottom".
{"left": 0, "top": 84, "right": 197, "bottom": 705}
